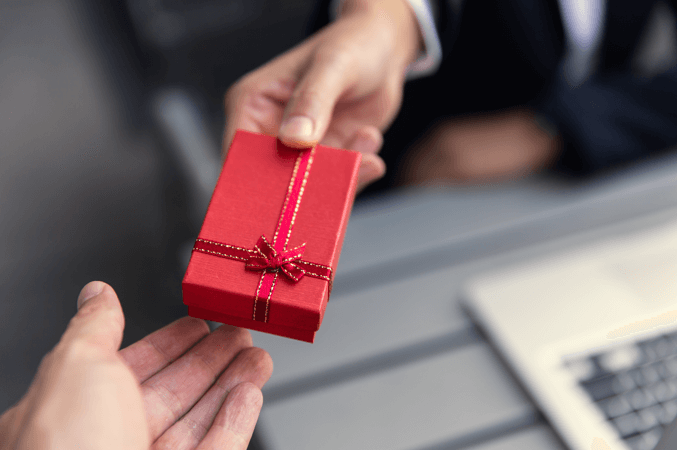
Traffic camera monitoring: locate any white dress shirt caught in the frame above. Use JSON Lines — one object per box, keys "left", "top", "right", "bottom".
{"left": 558, "top": 0, "right": 606, "bottom": 85}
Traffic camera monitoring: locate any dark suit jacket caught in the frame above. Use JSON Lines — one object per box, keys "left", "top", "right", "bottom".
{"left": 313, "top": 0, "right": 677, "bottom": 190}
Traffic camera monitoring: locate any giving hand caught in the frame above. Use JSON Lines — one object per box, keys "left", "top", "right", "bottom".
{"left": 224, "top": 0, "right": 422, "bottom": 192}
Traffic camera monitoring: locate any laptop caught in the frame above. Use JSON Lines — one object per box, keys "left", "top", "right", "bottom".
{"left": 462, "top": 206, "right": 677, "bottom": 450}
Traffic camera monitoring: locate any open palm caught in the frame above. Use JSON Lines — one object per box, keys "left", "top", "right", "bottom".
{"left": 0, "top": 282, "right": 272, "bottom": 450}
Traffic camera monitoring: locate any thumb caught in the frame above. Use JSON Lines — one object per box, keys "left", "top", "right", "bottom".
{"left": 278, "top": 49, "right": 354, "bottom": 147}
{"left": 60, "top": 281, "right": 125, "bottom": 355}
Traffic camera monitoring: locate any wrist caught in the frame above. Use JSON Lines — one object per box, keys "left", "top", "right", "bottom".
{"left": 339, "top": 0, "right": 422, "bottom": 70}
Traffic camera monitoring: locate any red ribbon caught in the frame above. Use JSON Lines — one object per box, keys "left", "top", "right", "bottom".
{"left": 246, "top": 235, "right": 306, "bottom": 282}
{"left": 192, "top": 145, "right": 332, "bottom": 323}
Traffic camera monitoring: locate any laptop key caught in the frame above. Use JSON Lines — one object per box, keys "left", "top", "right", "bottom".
{"left": 650, "top": 380, "right": 677, "bottom": 402}
{"left": 652, "top": 403, "right": 673, "bottom": 425}
{"left": 612, "top": 372, "right": 636, "bottom": 393}
{"left": 667, "top": 379, "right": 677, "bottom": 392}
{"left": 631, "top": 366, "right": 661, "bottom": 386}
{"left": 640, "top": 338, "right": 666, "bottom": 362}
{"left": 625, "top": 434, "right": 653, "bottom": 450}
{"left": 651, "top": 338, "right": 674, "bottom": 359}
{"left": 645, "top": 405, "right": 666, "bottom": 425}
{"left": 666, "top": 333, "right": 677, "bottom": 351}
{"left": 581, "top": 374, "right": 616, "bottom": 401}
{"left": 642, "top": 365, "right": 661, "bottom": 384}
{"left": 625, "top": 427, "right": 663, "bottom": 450}
{"left": 599, "top": 395, "right": 632, "bottom": 418}
{"left": 624, "top": 436, "right": 644, "bottom": 450}
{"left": 637, "top": 408, "right": 660, "bottom": 432}
{"left": 613, "top": 412, "right": 641, "bottom": 438}
{"left": 628, "top": 388, "right": 657, "bottom": 410}
{"left": 642, "top": 426, "right": 663, "bottom": 449}
{"left": 661, "top": 357, "right": 677, "bottom": 377}
{"left": 660, "top": 400, "right": 677, "bottom": 424}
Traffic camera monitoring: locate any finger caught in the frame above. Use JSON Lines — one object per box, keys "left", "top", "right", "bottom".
{"left": 119, "top": 317, "right": 211, "bottom": 383}
{"left": 320, "top": 123, "right": 381, "bottom": 152}
{"left": 357, "top": 153, "right": 386, "bottom": 192}
{"left": 223, "top": 78, "right": 295, "bottom": 153}
{"left": 151, "top": 347, "right": 273, "bottom": 450}
{"left": 278, "top": 48, "right": 356, "bottom": 147}
{"left": 340, "top": 126, "right": 386, "bottom": 192}
{"left": 195, "top": 383, "right": 263, "bottom": 450}
{"left": 58, "top": 281, "right": 125, "bottom": 355}
{"left": 345, "top": 125, "right": 383, "bottom": 154}
{"left": 141, "top": 325, "right": 253, "bottom": 441}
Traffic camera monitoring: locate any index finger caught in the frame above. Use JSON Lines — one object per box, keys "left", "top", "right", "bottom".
{"left": 119, "top": 317, "right": 210, "bottom": 383}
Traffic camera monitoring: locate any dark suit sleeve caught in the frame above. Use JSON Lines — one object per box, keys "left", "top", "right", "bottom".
{"left": 535, "top": 0, "right": 677, "bottom": 176}
{"left": 535, "top": 69, "right": 677, "bottom": 175}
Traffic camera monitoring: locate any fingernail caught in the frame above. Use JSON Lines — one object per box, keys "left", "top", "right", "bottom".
{"left": 77, "top": 281, "right": 105, "bottom": 308}
{"left": 279, "top": 116, "right": 314, "bottom": 142}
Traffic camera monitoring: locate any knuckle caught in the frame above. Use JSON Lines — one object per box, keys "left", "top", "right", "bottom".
{"left": 183, "top": 417, "right": 209, "bottom": 441}
{"left": 312, "top": 44, "right": 353, "bottom": 73}
{"left": 60, "top": 339, "right": 100, "bottom": 362}
{"left": 225, "top": 73, "right": 259, "bottom": 110}
{"left": 291, "top": 88, "right": 323, "bottom": 111}
{"left": 72, "top": 309, "right": 123, "bottom": 341}
{"left": 77, "top": 292, "right": 116, "bottom": 316}
{"left": 150, "top": 381, "right": 184, "bottom": 421}
{"left": 79, "top": 297, "right": 122, "bottom": 324}
{"left": 224, "top": 78, "right": 249, "bottom": 107}
{"left": 287, "top": 45, "right": 355, "bottom": 115}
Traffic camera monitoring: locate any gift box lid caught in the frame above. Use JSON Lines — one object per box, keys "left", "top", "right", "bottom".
{"left": 182, "top": 130, "right": 361, "bottom": 332}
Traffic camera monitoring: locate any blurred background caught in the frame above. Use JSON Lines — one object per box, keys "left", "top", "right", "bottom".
{"left": 3, "top": 1, "right": 677, "bottom": 448}
{"left": 0, "top": 0, "right": 316, "bottom": 411}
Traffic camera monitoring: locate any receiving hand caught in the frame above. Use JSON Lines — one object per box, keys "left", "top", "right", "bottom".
{"left": 224, "top": 0, "right": 423, "bottom": 192}
{"left": 401, "top": 108, "right": 562, "bottom": 184}
{"left": 0, "top": 281, "right": 273, "bottom": 450}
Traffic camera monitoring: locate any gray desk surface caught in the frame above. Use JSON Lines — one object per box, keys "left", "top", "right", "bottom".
{"left": 252, "top": 154, "right": 677, "bottom": 450}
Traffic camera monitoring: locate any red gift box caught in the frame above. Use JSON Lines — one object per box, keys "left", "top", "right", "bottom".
{"left": 182, "top": 130, "right": 361, "bottom": 342}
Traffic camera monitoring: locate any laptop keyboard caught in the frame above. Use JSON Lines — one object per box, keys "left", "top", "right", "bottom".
{"left": 566, "top": 334, "right": 677, "bottom": 450}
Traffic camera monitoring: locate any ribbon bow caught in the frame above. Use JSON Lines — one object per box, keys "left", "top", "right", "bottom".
{"left": 245, "top": 236, "right": 306, "bottom": 282}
